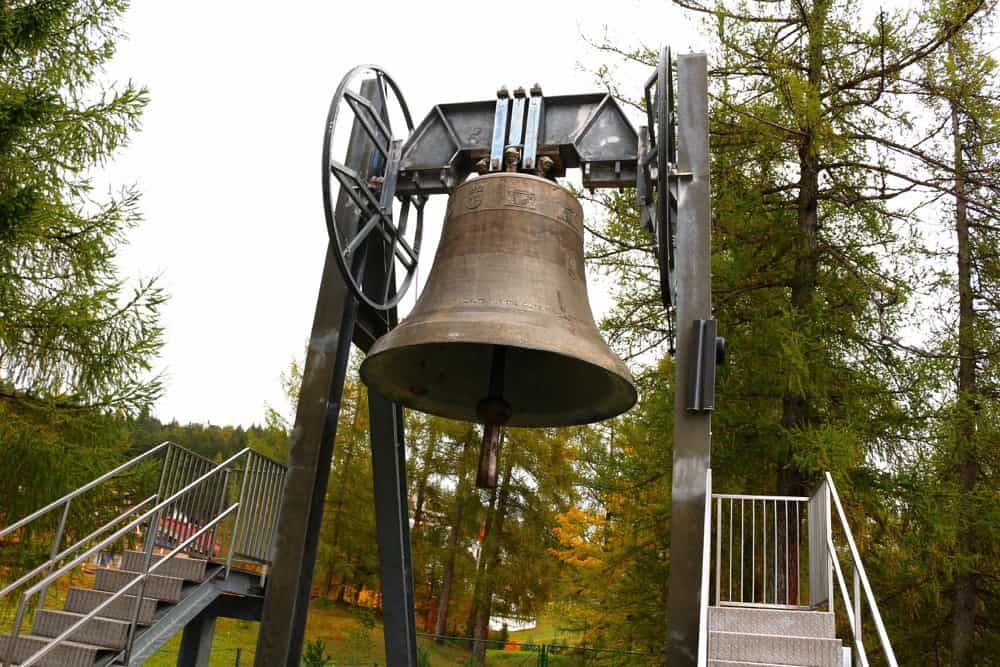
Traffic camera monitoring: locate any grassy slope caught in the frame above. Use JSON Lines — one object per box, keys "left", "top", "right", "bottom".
{"left": 145, "top": 599, "right": 472, "bottom": 666}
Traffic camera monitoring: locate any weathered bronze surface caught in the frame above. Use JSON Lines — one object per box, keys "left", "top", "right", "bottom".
{"left": 360, "top": 172, "right": 636, "bottom": 427}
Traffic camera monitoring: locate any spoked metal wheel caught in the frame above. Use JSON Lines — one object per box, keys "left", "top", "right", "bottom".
{"left": 642, "top": 46, "right": 676, "bottom": 311}
{"left": 322, "top": 64, "right": 425, "bottom": 311}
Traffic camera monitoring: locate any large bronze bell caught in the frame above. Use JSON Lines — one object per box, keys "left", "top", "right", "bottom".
{"left": 359, "top": 172, "right": 637, "bottom": 485}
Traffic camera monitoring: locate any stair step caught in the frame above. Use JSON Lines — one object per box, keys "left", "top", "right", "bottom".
{"left": 710, "top": 630, "right": 844, "bottom": 667}
{"left": 33, "top": 609, "right": 129, "bottom": 650}
{"left": 64, "top": 587, "right": 157, "bottom": 625}
{"left": 710, "top": 606, "right": 835, "bottom": 638}
{"left": 710, "top": 662, "right": 810, "bottom": 667}
{"left": 121, "top": 550, "right": 207, "bottom": 582}
{"left": 0, "top": 633, "right": 107, "bottom": 667}
{"left": 94, "top": 567, "right": 183, "bottom": 603}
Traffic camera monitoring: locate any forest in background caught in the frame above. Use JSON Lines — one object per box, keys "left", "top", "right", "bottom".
{"left": 1, "top": 0, "right": 999, "bottom": 665}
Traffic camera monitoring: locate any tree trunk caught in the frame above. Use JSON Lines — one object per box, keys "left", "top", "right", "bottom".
{"left": 950, "top": 86, "right": 978, "bottom": 667}
{"left": 323, "top": 384, "right": 361, "bottom": 596}
{"left": 435, "top": 439, "right": 471, "bottom": 643}
{"left": 471, "top": 458, "right": 514, "bottom": 666}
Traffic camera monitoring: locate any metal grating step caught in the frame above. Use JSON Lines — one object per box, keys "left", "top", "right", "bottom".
{"left": 93, "top": 568, "right": 183, "bottom": 604}
{"left": 120, "top": 550, "right": 207, "bottom": 582}
{"left": 33, "top": 609, "right": 129, "bottom": 651}
{"left": 710, "top": 630, "right": 844, "bottom": 667}
{"left": 709, "top": 661, "right": 811, "bottom": 667}
{"left": 0, "top": 633, "right": 107, "bottom": 667}
{"left": 710, "top": 606, "right": 836, "bottom": 638}
{"left": 64, "top": 587, "right": 157, "bottom": 625}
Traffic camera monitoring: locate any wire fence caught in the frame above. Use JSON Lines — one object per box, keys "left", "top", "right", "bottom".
{"left": 150, "top": 632, "right": 666, "bottom": 667}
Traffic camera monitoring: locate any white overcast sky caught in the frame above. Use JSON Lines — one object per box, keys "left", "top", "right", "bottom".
{"left": 101, "top": 2, "right": 702, "bottom": 427}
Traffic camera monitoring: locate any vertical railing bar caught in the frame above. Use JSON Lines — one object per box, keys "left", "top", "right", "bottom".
{"left": 257, "top": 459, "right": 274, "bottom": 561}
{"left": 751, "top": 499, "right": 756, "bottom": 603}
{"left": 740, "top": 499, "right": 744, "bottom": 603}
{"left": 715, "top": 496, "right": 722, "bottom": 606}
{"left": 188, "top": 459, "right": 208, "bottom": 555}
{"left": 773, "top": 499, "right": 778, "bottom": 605}
{"left": 37, "top": 498, "right": 72, "bottom": 608}
{"left": 208, "top": 470, "right": 229, "bottom": 560}
{"left": 728, "top": 499, "right": 733, "bottom": 603}
{"left": 125, "top": 502, "right": 162, "bottom": 663}
{"left": 252, "top": 456, "right": 267, "bottom": 559}
{"left": 762, "top": 499, "right": 767, "bottom": 604}
{"left": 796, "top": 500, "right": 801, "bottom": 605}
{"left": 174, "top": 452, "right": 192, "bottom": 544}
{"left": 266, "top": 467, "right": 286, "bottom": 560}
{"left": 226, "top": 451, "right": 252, "bottom": 577}
{"left": 266, "top": 465, "right": 285, "bottom": 559}
{"left": 245, "top": 455, "right": 263, "bottom": 557}
{"left": 785, "top": 499, "right": 789, "bottom": 605}
{"left": 854, "top": 566, "right": 862, "bottom": 652}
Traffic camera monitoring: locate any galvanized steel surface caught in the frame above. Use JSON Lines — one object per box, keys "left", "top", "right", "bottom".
{"left": 360, "top": 172, "right": 636, "bottom": 427}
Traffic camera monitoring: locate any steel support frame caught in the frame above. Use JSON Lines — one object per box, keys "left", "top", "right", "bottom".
{"left": 254, "top": 79, "right": 418, "bottom": 666}
{"left": 665, "top": 54, "right": 712, "bottom": 667}
{"left": 177, "top": 607, "right": 216, "bottom": 667}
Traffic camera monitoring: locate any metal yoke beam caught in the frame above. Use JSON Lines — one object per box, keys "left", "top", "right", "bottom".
{"left": 255, "top": 78, "right": 417, "bottom": 666}
{"left": 665, "top": 53, "right": 712, "bottom": 667}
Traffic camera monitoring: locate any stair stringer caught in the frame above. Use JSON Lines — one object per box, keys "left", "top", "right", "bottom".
{"left": 116, "top": 571, "right": 223, "bottom": 666}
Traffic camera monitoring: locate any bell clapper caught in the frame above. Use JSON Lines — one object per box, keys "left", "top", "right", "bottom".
{"left": 475, "top": 345, "right": 512, "bottom": 489}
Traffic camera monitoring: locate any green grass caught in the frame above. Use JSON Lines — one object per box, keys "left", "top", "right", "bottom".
{"left": 145, "top": 599, "right": 473, "bottom": 666}
{"left": 505, "top": 610, "right": 585, "bottom": 645}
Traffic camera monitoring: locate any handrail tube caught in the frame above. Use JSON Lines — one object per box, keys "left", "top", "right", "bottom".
{"left": 20, "top": 505, "right": 238, "bottom": 667}
{"left": 19, "top": 448, "right": 249, "bottom": 601}
{"left": 697, "top": 468, "right": 712, "bottom": 666}
{"left": 6, "top": 449, "right": 249, "bottom": 658}
{"left": 0, "top": 442, "right": 172, "bottom": 538}
{"left": 712, "top": 493, "right": 809, "bottom": 502}
{"left": 828, "top": 535, "right": 869, "bottom": 667}
{"left": 0, "top": 495, "right": 157, "bottom": 599}
{"left": 826, "top": 473, "right": 898, "bottom": 667}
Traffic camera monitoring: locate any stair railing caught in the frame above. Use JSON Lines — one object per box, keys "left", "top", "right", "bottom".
{"left": 711, "top": 491, "right": 810, "bottom": 608}
{"left": 0, "top": 444, "right": 287, "bottom": 667}
{"left": 0, "top": 441, "right": 174, "bottom": 609}
{"left": 819, "top": 473, "right": 898, "bottom": 667}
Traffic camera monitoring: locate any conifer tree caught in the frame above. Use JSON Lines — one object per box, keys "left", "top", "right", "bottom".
{"left": 0, "top": 2, "right": 163, "bottom": 529}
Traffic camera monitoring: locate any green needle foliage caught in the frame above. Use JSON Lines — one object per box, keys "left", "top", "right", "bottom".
{"left": 0, "top": 1, "right": 163, "bottom": 556}
{"left": 0, "top": 0, "right": 163, "bottom": 413}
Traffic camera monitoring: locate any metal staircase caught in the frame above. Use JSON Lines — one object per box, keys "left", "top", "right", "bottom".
{"left": 0, "top": 442, "right": 286, "bottom": 666}
{"left": 697, "top": 471, "right": 898, "bottom": 667}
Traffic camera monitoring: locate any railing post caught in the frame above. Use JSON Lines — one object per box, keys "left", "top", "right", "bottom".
{"left": 124, "top": 506, "right": 162, "bottom": 663}
{"left": 714, "top": 496, "right": 721, "bottom": 606}
{"left": 226, "top": 451, "right": 252, "bottom": 578}
{"left": 36, "top": 499, "right": 71, "bottom": 608}
{"left": 854, "top": 566, "right": 862, "bottom": 654}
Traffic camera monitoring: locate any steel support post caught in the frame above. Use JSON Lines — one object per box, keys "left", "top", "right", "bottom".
{"left": 368, "top": 394, "right": 419, "bottom": 664}
{"left": 177, "top": 607, "right": 216, "bottom": 667}
{"left": 665, "top": 53, "right": 712, "bottom": 667}
{"left": 256, "top": 77, "right": 417, "bottom": 666}
{"left": 254, "top": 79, "right": 376, "bottom": 666}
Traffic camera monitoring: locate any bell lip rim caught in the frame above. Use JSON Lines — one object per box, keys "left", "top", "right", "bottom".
{"left": 358, "top": 340, "right": 638, "bottom": 428}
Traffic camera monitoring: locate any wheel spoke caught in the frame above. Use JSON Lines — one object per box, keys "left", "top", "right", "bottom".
{"left": 344, "top": 94, "right": 390, "bottom": 161}
{"left": 344, "top": 211, "right": 381, "bottom": 259}
{"left": 345, "top": 90, "right": 394, "bottom": 148}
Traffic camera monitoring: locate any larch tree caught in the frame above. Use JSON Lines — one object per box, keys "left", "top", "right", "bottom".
{"left": 0, "top": 1, "right": 163, "bottom": 536}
